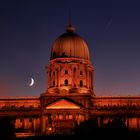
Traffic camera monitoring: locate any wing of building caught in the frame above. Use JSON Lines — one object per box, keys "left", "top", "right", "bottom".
{"left": 1, "top": 24, "right": 140, "bottom": 137}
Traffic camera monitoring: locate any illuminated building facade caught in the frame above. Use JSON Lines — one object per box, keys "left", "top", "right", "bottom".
{"left": 1, "top": 24, "right": 140, "bottom": 136}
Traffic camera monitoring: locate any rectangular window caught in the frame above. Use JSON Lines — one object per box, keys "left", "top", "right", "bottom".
{"left": 65, "top": 70, "right": 68, "bottom": 74}
{"left": 53, "top": 81, "right": 55, "bottom": 87}
{"left": 29, "top": 118, "right": 32, "bottom": 122}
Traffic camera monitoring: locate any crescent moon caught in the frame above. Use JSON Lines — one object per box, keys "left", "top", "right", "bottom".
{"left": 29, "top": 78, "right": 35, "bottom": 87}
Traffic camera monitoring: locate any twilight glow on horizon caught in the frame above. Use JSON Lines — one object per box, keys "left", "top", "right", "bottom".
{"left": 0, "top": 0, "right": 140, "bottom": 96}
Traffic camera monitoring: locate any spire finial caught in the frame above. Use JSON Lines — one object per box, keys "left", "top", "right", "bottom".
{"left": 68, "top": 9, "right": 71, "bottom": 25}
{"left": 66, "top": 10, "right": 75, "bottom": 33}
{"left": 66, "top": 24, "right": 75, "bottom": 33}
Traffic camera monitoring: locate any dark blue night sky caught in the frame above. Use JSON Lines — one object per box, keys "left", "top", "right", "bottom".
{"left": 0, "top": 0, "right": 140, "bottom": 96}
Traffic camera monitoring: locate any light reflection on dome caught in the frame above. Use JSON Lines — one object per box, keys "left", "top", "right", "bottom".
{"left": 50, "top": 24, "right": 90, "bottom": 60}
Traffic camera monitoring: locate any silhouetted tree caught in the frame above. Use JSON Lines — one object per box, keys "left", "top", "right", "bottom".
{"left": 0, "top": 116, "right": 15, "bottom": 139}
{"left": 74, "top": 119, "right": 99, "bottom": 135}
{"left": 73, "top": 117, "right": 130, "bottom": 139}
{"left": 105, "top": 117, "right": 127, "bottom": 131}
{"left": 102, "top": 117, "right": 129, "bottom": 139}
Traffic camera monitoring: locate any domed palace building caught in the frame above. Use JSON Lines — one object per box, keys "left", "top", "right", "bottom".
{"left": 0, "top": 24, "right": 140, "bottom": 136}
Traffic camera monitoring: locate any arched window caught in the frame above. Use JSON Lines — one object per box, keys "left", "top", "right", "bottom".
{"left": 80, "top": 80, "right": 83, "bottom": 87}
{"left": 65, "top": 79, "right": 68, "bottom": 86}
{"left": 53, "top": 72, "right": 55, "bottom": 76}
{"left": 53, "top": 81, "right": 55, "bottom": 87}
{"left": 65, "top": 70, "right": 68, "bottom": 74}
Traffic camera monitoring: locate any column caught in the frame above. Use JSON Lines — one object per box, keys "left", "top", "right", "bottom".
{"left": 33, "top": 118, "right": 36, "bottom": 132}
{"left": 128, "top": 118, "right": 132, "bottom": 130}
{"left": 57, "top": 68, "right": 58, "bottom": 87}
{"left": 98, "top": 116, "right": 101, "bottom": 126}
{"left": 63, "top": 113, "right": 66, "bottom": 120}
{"left": 85, "top": 69, "right": 87, "bottom": 87}
{"left": 85, "top": 110, "right": 89, "bottom": 120}
{"left": 87, "top": 70, "right": 89, "bottom": 88}
{"left": 73, "top": 68, "right": 76, "bottom": 87}
{"left": 91, "top": 71, "right": 93, "bottom": 90}
{"left": 55, "top": 69, "right": 57, "bottom": 87}
{"left": 89, "top": 71, "right": 92, "bottom": 89}
{"left": 15, "top": 118, "right": 19, "bottom": 129}
{"left": 36, "top": 117, "right": 41, "bottom": 133}
{"left": 137, "top": 118, "right": 139, "bottom": 130}
{"left": 41, "top": 115, "right": 46, "bottom": 134}
{"left": 89, "top": 71, "right": 91, "bottom": 89}
{"left": 24, "top": 118, "right": 28, "bottom": 131}
{"left": 76, "top": 114, "right": 79, "bottom": 124}
{"left": 58, "top": 67, "right": 61, "bottom": 87}
{"left": 76, "top": 67, "right": 78, "bottom": 87}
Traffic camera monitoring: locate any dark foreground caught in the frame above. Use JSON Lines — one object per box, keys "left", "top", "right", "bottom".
{"left": 11, "top": 130, "right": 140, "bottom": 140}
{"left": 1, "top": 118, "right": 140, "bottom": 140}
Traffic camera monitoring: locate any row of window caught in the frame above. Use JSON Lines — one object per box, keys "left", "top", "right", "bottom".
{"left": 19, "top": 118, "right": 33, "bottom": 123}
{"left": 53, "top": 80, "right": 83, "bottom": 87}
{"left": 52, "top": 70, "right": 83, "bottom": 76}
{"left": 94, "top": 104, "right": 140, "bottom": 110}
{"left": 94, "top": 104, "right": 140, "bottom": 107}
{"left": 0, "top": 105, "right": 41, "bottom": 109}
{"left": 46, "top": 114, "right": 84, "bottom": 120}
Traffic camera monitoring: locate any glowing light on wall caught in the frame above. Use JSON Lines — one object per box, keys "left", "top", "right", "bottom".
{"left": 46, "top": 99, "right": 80, "bottom": 109}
